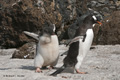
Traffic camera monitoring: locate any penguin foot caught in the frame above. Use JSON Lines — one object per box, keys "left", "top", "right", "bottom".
{"left": 48, "top": 66, "right": 54, "bottom": 70}
{"left": 35, "top": 67, "right": 42, "bottom": 73}
{"left": 76, "top": 69, "right": 87, "bottom": 74}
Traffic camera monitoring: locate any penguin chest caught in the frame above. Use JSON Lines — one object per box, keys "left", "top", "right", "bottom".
{"left": 79, "top": 29, "right": 94, "bottom": 56}
{"left": 75, "top": 29, "right": 94, "bottom": 70}
{"left": 38, "top": 35, "right": 59, "bottom": 65}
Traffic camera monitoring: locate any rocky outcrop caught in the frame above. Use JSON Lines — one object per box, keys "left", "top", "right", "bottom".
{"left": 93, "top": 11, "right": 120, "bottom": 45}
{"left": 0, "top": 0, "right": 120, "bottom": 49}
{"left": 12, "top": 42, "right": 36, "bottom": 59}
{"left": 66, "top": 0, "right": 120, "bottom": 45}
{"left": 2, "top": 0, "right": 118, "bottom": 59}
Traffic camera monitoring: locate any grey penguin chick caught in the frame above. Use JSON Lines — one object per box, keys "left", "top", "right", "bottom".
{"left": 50, "top": 14, "right": 102, "bottom": 76}
{"left": 34, "top": 25, "right": 59, "bottom": 72}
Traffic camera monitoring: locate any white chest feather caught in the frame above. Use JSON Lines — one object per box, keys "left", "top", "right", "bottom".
{"left": 80, "top": 29, "right": 94, "bottom": 53}
{"left": 75, "top": 29, "right": 94, "bottom": 70}
{"left": 37, "top": 35, "right": 59, "bottom": 65}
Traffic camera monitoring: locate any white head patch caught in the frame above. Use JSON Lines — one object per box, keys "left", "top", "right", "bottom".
{"left": 92, "top": 15, "right": 97, "bottom": 21}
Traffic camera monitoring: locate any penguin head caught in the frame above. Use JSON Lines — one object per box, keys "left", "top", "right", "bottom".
{"left": 83, "top": 14, "right": 102, "bottom": 26}
{"left": 41, "top": 24, "right": 56, "bottom": 36}
{"left": 42, "top": 27, "right": 54, "bottom": 35}
{"left": 85, "top": 8, "right": 102, "bottom": 25}
{"left": 91, "top": 15, "right": 102, "bottom": 25}
{"left": 39, "top": 24, "right": 56, "bottom": 44}
{"left": 88, "top": 8, "right": 103, "bottom": 21}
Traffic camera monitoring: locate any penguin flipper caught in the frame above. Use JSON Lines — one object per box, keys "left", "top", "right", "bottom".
{"left": 23, "top": 31, "right": 39, "bottom": 40}
{"left": 60, "top": 51, "right": 68, "bottom": 56}
{"left": 66, "top": 36, "right": 83, "bottom": 46}
{"left": 50, "top": 66, "right": 65, "bottom": 76}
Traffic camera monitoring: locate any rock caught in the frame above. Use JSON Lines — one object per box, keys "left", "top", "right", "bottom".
{"left": 12, "top": 42, "right": 36, "bottom": 59}
{"left": 96, "top": 3, "right": 105, "bottom": 7}
{"left": 98, "top": 0, "right": 108, "bottom": 4}
{"left": 110, "top": 5, "right": 116, "bottom": 9}
{"left": 0, "top": 0, "right": 119, "bottom": 58}
{"left": 93, "top": 11, "right": 120, "bottom": 45}
{"left": 102, "top": 7, "right": 109, "bottom": 13}
{"left": 88, "top": 1, "right": 97, "bottom": 7}
{"left": 0, "top": 0, "right": 120, "bottom": 49}
{"left": 115, "top": 1, "right": 120, "bottom": 7}
{"left": 117, "top": 6, "right": 120, "bottom": 10}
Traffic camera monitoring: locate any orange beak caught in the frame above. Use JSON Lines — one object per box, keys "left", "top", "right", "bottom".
{"left": 97, "top": 21, "right": 102, "bottom": 25}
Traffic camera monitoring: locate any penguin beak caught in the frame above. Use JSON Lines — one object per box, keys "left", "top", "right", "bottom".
{"left": 97, "top": 21, "right": 102, "bottom": 26}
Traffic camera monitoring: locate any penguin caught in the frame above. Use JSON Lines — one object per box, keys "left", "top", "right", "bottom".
{"left": 24, "top": 24, "right": 59, "bottom": 73}
{"left": 34, "top": 24, "right": 59, "bottom": 72}
{"left": 50, "top": 14, "right": 102, "bottom": 76}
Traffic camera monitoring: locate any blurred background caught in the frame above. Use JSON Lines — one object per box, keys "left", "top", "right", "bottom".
{"left": 0, "top": 0, "right": 120, "bottom": 49}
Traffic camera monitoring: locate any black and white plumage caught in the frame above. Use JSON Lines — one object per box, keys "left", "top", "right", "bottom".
{"left": 34, "top": 25, "right": 59, "bottom": 72}
{"left": 50, "top": 14, "right": 102, "bottom": 76}
{"left": 24, "top": 24, "right": 59, "bottom": 72}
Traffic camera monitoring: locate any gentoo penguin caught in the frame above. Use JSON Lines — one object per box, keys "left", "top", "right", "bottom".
{"left": 34, "top": 24, "right": 59, "bottom": 72}
{"left": 24, "top": 24, "right": 59, "bottom": 73}
{"left": 50, "top": 14, "right": 102, "bottom": 76}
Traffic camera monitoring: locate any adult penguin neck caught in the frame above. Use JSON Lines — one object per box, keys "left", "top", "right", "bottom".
{"left": 75, "top": 23, "right": 93, "bottom": 37}
{"left": 87, "top": 24, "right": 93, "bottom": 29}
{"left": 85, "top": 22, "right": 93, "bottom": 29}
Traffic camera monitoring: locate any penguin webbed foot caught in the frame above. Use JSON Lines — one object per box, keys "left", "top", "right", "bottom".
{"left": 76, "top": 69, "right": 88, "bottom": 74}
{"left": 35, "top": 67, "right": 43, "bottom": 73}
{"left": 48, "top": 66, "right": 55, "bottom": 70}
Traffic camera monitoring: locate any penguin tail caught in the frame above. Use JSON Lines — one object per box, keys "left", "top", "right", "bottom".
{"left": 50, "top": 65, "right": 65, "bottom": 76}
